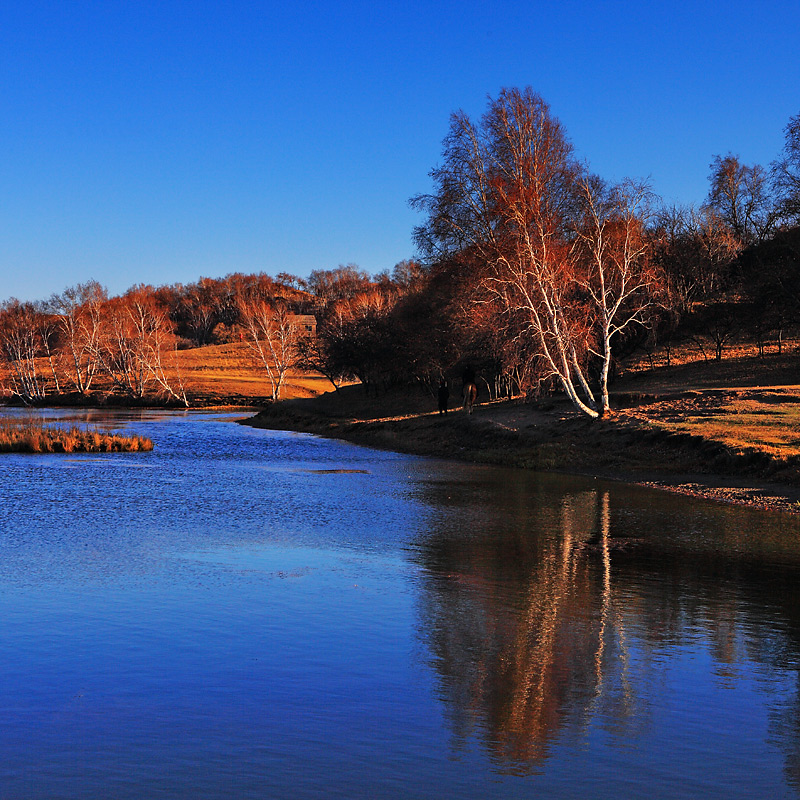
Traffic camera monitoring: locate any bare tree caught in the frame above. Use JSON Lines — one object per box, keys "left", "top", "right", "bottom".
{"left": 704, "top": 154, "right": 777, "bottom": 245}
{"left": 173, "top": 277, "right": 225, "bottom": 345}
{"left": 307, "top": 265, "right": 373, "bottom": 303}
{"left": 95, "top": 287, "right": 187, "bottom": 404}
{"left": 34, "top": 301, "right": 63, "bottom": 394}
{"left": 49, "top": 280, "right": 106, "bottom": 394}
{"left": 771, "top": 112, "right": 800, "bottom": 226}
{"left": 291, "top": 268, "right": 404, "bottom": 393}
{"left": 413, "top": 88, "right": 658, "bottom": 418}
{"left": 294, "top": 333, "right": 348, "bottom": 391}
{"left": 573, "top": 177, "right": 661, "bottom": 413}
{"left": 413, "top": 89, "right": 596, "bottom": 416}
{"left": 0, "top": 300, "right": 48, "bottom": 401}
{"left": 236, "top": 286, "right": 302, "bottom": 401}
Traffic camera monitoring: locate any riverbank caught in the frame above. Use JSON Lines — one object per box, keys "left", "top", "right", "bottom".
{"left": 242, "top": 382, "right": 800, "bottom": 514}
{"left": 0, "top": 392, "right": 265, "bottom": 411}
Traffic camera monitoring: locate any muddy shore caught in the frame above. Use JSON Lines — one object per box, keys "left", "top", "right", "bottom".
{"left": 241, "top": 387, "right": 800, "bottom": 515}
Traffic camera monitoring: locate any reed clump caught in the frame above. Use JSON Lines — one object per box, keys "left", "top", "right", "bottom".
{"left": 0, "top": 420, "right": 154, "bottom": 454}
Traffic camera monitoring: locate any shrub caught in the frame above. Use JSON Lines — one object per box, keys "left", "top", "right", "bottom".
{"left": 0, "top": 419, "right": 154, "bottom": 454}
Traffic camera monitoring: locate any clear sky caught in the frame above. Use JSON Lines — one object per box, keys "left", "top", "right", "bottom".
{"left": 1, "top": 0, "right": 798, "bottom": 302}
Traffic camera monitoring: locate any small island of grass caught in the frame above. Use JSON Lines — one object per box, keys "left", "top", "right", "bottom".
{"left": 0, "top": 420, "right": 154, "bottom": 454}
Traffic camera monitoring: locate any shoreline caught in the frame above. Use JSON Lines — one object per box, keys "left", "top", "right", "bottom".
{"left": 0, "top": 394, "right": 266, "bottom": 412}
{"left": 240, "top": 391, "right": 800, "bottom": 515}
{"left": 4, "top": 391, "right": 798, "bottom": 513}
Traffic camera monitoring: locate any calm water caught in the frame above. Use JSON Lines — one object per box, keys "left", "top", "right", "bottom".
{"left": 1, "top": 410, "right": 800, "bottom": 798}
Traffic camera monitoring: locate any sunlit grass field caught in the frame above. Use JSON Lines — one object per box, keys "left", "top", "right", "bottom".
{"left": 174, "top": 342, "right": 332, "bottom": 401}
{"left": 619, "top": 342, "right": 800, "bottom": 462}
{"left": 0, "top": 342, "right": 334, "bottom": 405}
{"left": 649, "top": 398, "right": 800, "bottom": 459}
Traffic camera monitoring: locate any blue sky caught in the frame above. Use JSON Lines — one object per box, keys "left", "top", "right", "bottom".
{"left": 1, "top": 0, "right": 798, "bottom": 302}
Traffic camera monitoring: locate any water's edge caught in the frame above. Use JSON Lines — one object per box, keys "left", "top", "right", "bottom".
{"left": 239, "top": 405, "right": 800, "bottom": 516}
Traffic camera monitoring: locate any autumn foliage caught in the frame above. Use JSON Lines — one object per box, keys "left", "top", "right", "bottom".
{"left": 0, "top": 91, "right": 798, "bottom": 413}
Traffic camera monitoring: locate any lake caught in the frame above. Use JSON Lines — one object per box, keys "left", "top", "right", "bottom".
{"left": 1, "top": 409, "right": 799, "bottom": 798}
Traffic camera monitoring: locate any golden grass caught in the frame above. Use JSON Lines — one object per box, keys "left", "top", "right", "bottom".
{"left": 620, "top": 347, "right": 800, "bottom": 394}
{"left": 0, "top": 341, "right": 334, "bottom": 405}
{"left": 624, "top": 339, "right": 797, "bottom": 374}
{"left": 173, "top": 343, "right": 335, "bottom": 400}
{"left": 0, "top": 420, "right": 154, "bottom": 454}
{"left": 638, "top": 397, "right": 800, "bottom": 459}
{"left": 612, "top": 345, "right": 800, "bottom": 463}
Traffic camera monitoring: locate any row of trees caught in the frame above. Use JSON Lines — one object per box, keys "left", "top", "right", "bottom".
{"left": 0, "top": 282, "right": 190, "bottom": 405}
{"left": 408, "top": 89, "right": 800, "bottom": 417}
{"left": 2, "top": 90, "right": 798, "bottom": 413}
{"left": 0, "top": 266, "right": 413, "bottom": 404}
{"left": 263, "top": 93, "right": 796, "bottom": 419}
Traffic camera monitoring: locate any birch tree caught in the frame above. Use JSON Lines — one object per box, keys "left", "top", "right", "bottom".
{"left": 412, "top": 87, "right": 658, "bottom": 418}
{"left": 572, "top": 177, "right": 660, "bottom": 413}
{"left": 35, "top": 302, "right": 62, "bottom": 395}
{"left": 0, "top": 300, "right": 47, "bottom": 401}
{"left": 95, "top": 287, "right": 187, "bottom": 404}
{"left": 236, "top": 288, "right": 302, "bottom": 401}
{"left": 49, "top": 280, "right": 106, "bottom": 394}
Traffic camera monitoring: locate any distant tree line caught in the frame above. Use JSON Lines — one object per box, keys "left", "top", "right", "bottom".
{"left": 0, "top": 266, "right": 416, "bottom": 404}
{"left": 1, "top": 89, "right": 798, "bottom": 414}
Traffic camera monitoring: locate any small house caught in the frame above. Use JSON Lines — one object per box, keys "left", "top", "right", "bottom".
{"left": 292, "top": 314, "right": 317, "bottom": 336}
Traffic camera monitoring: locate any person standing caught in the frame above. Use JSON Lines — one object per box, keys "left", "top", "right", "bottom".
{"left": 437, "top": 379, "right": 450, "bottom": 415}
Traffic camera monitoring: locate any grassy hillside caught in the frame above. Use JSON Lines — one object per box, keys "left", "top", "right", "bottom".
{"left": 173, "top": 343, "right": 332, "bottom": 404}
{"left": 0, "top": 341, "right": 336, "bottom": 406}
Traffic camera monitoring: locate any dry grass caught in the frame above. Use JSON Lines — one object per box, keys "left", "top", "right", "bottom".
{"left": 0, "top": 342, "right": 335, "bottom": 405}
{"left": 624, "top": 338, "right": 799, "bottom": 375}
{"left": 631, "top": 394, "right": 800, "bottom": 460}
{"left": 174, "top": 343, "right": 328, "bottom": 400}
{"left": 620, "top": 345, "right": 800, "bottom": 394}
{"left": 0, "top": 420, "right": 154, "bottom": 454}
{"left": 610, "top": 345, "right": 800, "bottom": 464}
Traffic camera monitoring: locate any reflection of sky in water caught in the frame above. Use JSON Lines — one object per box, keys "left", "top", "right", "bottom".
{"left": 0, "top": 410, "right": 800, "bottom": 798}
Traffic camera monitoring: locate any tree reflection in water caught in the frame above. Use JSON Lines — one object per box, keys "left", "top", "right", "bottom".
{"left": 411, "top": 471, "right": 800, "bottom": 784}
